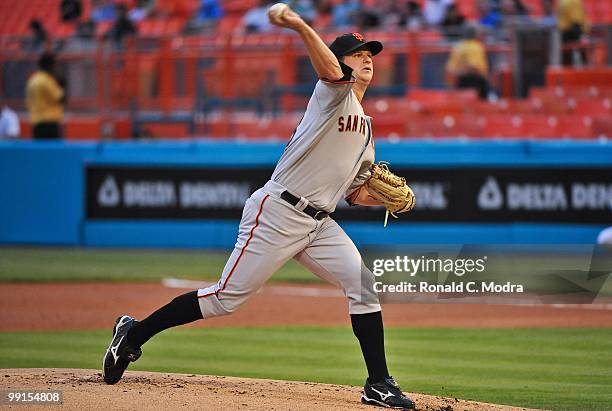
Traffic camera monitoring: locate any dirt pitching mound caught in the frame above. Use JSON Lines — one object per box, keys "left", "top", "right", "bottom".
{"left": 0, "top": 369, "right": 536, "bottom": 411}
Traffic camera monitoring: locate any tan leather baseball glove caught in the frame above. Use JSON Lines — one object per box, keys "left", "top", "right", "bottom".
{"left": 365, "top": 162, "right": 416, "bottom": 226}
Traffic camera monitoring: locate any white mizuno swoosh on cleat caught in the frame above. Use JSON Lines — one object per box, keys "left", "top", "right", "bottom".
{"left": 110, "top": 335, "right": 124, "bottom": 363}
{"left": 371, "top": 387, "right": 395, "bottom": 401}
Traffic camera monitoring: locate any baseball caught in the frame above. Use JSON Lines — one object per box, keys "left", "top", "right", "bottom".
{"left": 268, "top": 3, "right": 288, "bottom": 22}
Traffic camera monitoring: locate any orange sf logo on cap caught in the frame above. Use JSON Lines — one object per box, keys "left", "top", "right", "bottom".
{"left": 352, "top": 33, "right": 365, "bottom": 42}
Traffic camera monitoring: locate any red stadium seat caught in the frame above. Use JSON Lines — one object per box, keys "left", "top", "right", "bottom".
{"left": 406, "top": 114, "right": 483, "bottom": 138}
{"left": 568, "top": 98, "right": 612, "bottom": 117}
{"left": 372, "top": 114, "right": 407, "bottom": 138}
{"left": 591, "top": 116, "right": 612, "bottom": 138}
{"left": 407, "top": 89, "right": 478, "bottom": 116}
{"left": 65, "top": 116, "right": 103, "bottom": 140}
{"left": 518, "top": 115, "right": 558, "bottom": 138}
{"left": 18, "top": 119, "right": 32, "bottom": 140}
{"left": 554, "top": 116, "right": 595, "bottom": 139}
{"left": 547, "top": 67, "right": 612, "bottom": 88}
{"left": 481, "top": 115, "right": 523, "bottom": 138}
{"left": 363, "top": 98, "right": 415, "bottom": 116}
{"left": 141, "top": 122, "right": 190, "bottom": 138}
{"left": 230, "top": 115, "right": 301, "bottom": 139}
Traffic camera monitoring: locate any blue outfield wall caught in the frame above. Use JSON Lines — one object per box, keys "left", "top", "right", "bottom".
{"left": 0, "top": 139, "right": 610, "bottom": 248}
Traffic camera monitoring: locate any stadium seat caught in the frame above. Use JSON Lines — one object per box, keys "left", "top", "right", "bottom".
{"left": 231, "top": 116, "right": 300, "bottom": 139}
{"left": 371, "top": 114, "right": 407, "bottom": 138}
{"left": 568, "top": 98, "right": 611, "bottom": 117}
{"left": 554, "top": 116, "right": 595, "bottom": 139}
{"left": 407, "top": 89, "right": 478, "bottom": 116}
{"left": 591, "top": 116, "right": 612, "bottom": 138}
{"left": 547, "top": 67, "right": 612, "bottom": 88}
{"left": 18, "top": 119, "right": 32, "bottom": 139}
{"left": 518, "top": 115, "right": 559, "bottom": 138}
{"left": 140, "top": 122, "right": 190, "bottom": 138}
{"left": 65, "top": 116, "right": 103, "bottom": 140}
{"left": 481, "top": 115, "right": 524, "bottom": 138}
{"left": 218, "top": 15, "right": 242, "bottom": 32}
{"left": 223, "top": 0, "right": 257, "bottom": 15}
{"left": 405, "top": 114, "right": 482, "bottom": 138}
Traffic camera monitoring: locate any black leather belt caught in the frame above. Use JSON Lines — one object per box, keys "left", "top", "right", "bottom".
{"left": 280, "top": 191, "right": 329, "bottom": 220}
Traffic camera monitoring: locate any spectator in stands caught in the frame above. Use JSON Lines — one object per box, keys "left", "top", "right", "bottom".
{"left": 405, "top": 1, "right": 424, "bottom": 31}
{"left": 445, "top": 25, "right": 490, "bottom": 99}
{"left": 332, "top": 0, "right": 361, "bottom": 28}
{"left": 477, "top": 0, "right": 502, "bottom": 28}
{"left": 423, "top": 0, "right": 454, "bottom": 27}
{"left": 26, "top": 53, "right": 65, "bottom": 140}
{"left": 129, "top": 0, "right": 157, "bottom": 22}
{"left": 61, "top": 0, "right": 83, "bottom": 22}
{"left": 440, "top": 4, "right": 466, "bottom": 40}
{"left": 0, "top": 95, "right": 20, "bottom": 139}
{"left": 76, "top": 19, "right": 97, "bottom": 39}
{"left": 184, "top": 0, "right": 224, "bottom": 33}
{"left": 500, "top": 0, "right": 529, "bottom": 16}
{"left": 376, "top": 0, "right": 405, "bottom": 30}
{"left": 242, "top": 0, "right": 277, "bottom": 32}
{"left": 24, "top": 19, "right": 48, "bottom": 52}
{"left": 289, "top": 0, "right": 318, "bottom": 26}
{"left": 67, "top": 19, "right": 97, "bottom": 51}
{"left": 540, "top": 0, "right": 557, "bottom": 27}
{"left": 91, "top": 0, "right": 117, "bottom": 23}
{"left": 557, "top": 0, "right": 588, "bottom": 66}
{"left": 105, "top": 3, "right": 138, "bottom": 47}
{"left": 354, "top": 6, "right": 380, "bottom": 30}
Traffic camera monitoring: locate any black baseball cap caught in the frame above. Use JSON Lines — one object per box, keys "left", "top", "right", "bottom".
{"left": 329, "top": 33, "right": 383, "bottom": 58}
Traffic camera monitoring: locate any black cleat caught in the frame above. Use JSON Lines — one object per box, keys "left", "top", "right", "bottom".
{"left": 102, "top": 315, "right": 142, "bottom": 385}
{"left": 362, "top": 376, "right": 416, "bottom": 409}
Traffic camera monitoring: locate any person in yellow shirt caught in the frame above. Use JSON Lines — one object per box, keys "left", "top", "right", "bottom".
{"left": 557, "top": 0, "right": 588, "bottom": 66}
{"left": 26, "top": 52, "right": 65, "bottom": 139}
{"left": 445, "top": 25, "right": 489, "bottom": 99}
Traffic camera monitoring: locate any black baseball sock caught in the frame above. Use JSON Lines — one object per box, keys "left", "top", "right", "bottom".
{"left": 351, "top": 311, "right": 390, "bottom": 383}
{"left": 126, "top": 291, "right": 203, "bottom": 348}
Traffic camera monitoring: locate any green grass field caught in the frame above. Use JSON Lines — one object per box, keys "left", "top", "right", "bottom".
{"left": 1, "top": 327, "right": 611, "bottom": 410}
{"left": 0, "top": 248, "right": 320, "bottom": 283}
{"left": 1, "top": 247, "right": 612, "bottom": 410}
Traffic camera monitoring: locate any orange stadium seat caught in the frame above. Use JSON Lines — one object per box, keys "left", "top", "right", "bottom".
{"left": 481, "top": 115, "right": 524, "bottom": 138}
{"left": 567, "top": 98, "right": 612, "bottom": 117}
{"left": 547, "top": 67, "right": 612, "bottom": 88}
{"left": 203, "top": 116, "right": 232, "bottom": 138}
{"left": 591, "top": 116, "right": 612, "bottom": 138}
{"left": 363, "top": 98, "right": 416, "bottom": 117}
{"left": 518, "top": 115, "right": 558, "bottom": 138}
{"left": 405, "top": 114, "right": 482, "bottom": 138}
{"left": 138, "top": 17, "right": 187, "bottom": 37}
{"left": 531, "top": 86, "right": 612, "bottom": 100}
{"left": 371, "top": 114, "right": 407, "bottom": 137}
{"left": 407, "top": 89, "right": 478, "bottom": 116}
{"left": 64, "top": 116, "right": 103, "bottom": 140}
{"left": 112, "top": 117, "right": 133, "bottom": 140}
{"left": 232, "top": 116, "right": 299, "bottom": 139}
{"left": 218, "top": 15, "right": 242, "bottom": 32}
{"left": 529, "top": 95, "right": 571, "bottom": 115}
{"left": 141, "top": 122, "right": 190, "bottom": 138}
{"left": 223, "top": 0, "right": 257, "bottom": 15}
{"left": 18, "top": 119, "right": 32, "bottom": 139}
{"left": 554, "top": 116, "right": 595, "bottom": 139}
{"left": 156, "top": 0, "right": 198, "bottom": 18}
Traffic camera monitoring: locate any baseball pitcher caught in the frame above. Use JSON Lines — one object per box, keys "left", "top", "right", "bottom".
{"left": 103, "top": 4, "right": 415, "bottom": 409}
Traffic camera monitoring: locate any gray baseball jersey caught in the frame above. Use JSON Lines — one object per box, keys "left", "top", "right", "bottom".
{"left": 272, "top": 79, "right": 375, "bottom": 212}
{"left": 197, "top": 76, "right": 380, "bottom": 317}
